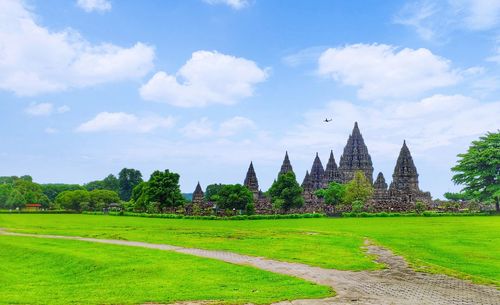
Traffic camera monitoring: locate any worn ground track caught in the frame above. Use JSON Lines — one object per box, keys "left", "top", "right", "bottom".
{"left": 1, "top": 228, "right": 499, "bottom": 305}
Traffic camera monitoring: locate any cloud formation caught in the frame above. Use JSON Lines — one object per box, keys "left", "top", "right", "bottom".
{"left": 25, "top": 102, "right": 70, "bottom": 116}
{"left": 77, "top": 112, "right": 176, "bottom": 133}
{"left": 203, "top": 0, "right": 250, "bottom": 10}
{"left": 318, "top": 44, "right": 460, "bottom": 100}
{"left": 0, "top": 0, "right": 154, "bottom": 96}
{"left": 181, "top": 116, "right": 256, "bottom": 138}
{"left": 76, "top": 0, "right": 112, "bottom": 13}
{"left": 395, "top": 0, "right": 500, "bottom": 41}
{"left": 140, "top": 51, "right": 268, "bottom": 107}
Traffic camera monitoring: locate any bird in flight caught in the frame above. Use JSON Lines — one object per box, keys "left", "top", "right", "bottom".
{"left": 324, "top": 118, "right": 332, "bottom": 122}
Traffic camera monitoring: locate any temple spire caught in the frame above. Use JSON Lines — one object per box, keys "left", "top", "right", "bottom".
{"left": 278, "top": 151, "right": 294, "bottom": 177}
{"left": 339, "top": 122, "right": 374, "bottom": 183}
{"left": 309, "top": 153, "right": 325, "bottom": 190}
{"left": 323, "top": 150, "right": 342, "bottom": 186}
{"left": 301, "top": 170, "right": 312, "bottom": 191}
{"left": 192, "top": 182, "right": 204, "bottom": 204}
{"left": 373, "top": 172, "right": 388, "bottom": 190}
{"left": 244, "top": 161, "right": 259, "bottom": 193}
{"left": 390, "top": 141, "right": 419, "bottom": 192}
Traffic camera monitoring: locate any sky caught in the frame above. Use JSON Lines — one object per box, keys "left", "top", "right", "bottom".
{"left": 1, "top": 0, "right": 499, "bottom": 198}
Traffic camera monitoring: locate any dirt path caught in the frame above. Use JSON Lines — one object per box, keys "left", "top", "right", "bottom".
{"left": 1, "top": 229, "right": 499, "bottom": 305}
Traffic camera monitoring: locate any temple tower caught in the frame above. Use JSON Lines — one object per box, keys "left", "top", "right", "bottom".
{"left": 278, "top": 151, "right": 294, "bottom": 177}
{"left": 244, "top": 161, "right": 259, "bottom": 194}
{"left": 389, "top": 141, "right": 419, "bottom": 192}
{"left": 301, "top": 170, "right": 313, "bottom": 199}
{"left": 339, "top": 122, "right": 374, "bottom": 183}
{"left": 374, "top": 172, "right": 388, "bottom": 190}
{"left": 192, "top": 182, "right": 204, "bottom": 205}
{"left": 323, "top": 150, "right": 342, "bottom": 186}
{"left": 309, "top": 153, "right": 325, "bottom": 191}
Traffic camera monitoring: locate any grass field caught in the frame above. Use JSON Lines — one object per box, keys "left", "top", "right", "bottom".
{"left": 0, "top": 234, "right": 332, "bottom": 305}
{"left": 1, "top": 214, "right": 499, "bottom": 287}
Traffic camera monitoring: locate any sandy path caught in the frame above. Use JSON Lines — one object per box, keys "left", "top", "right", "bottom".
{"left": 1, "top": 228, "right": 499, "bottom": 305}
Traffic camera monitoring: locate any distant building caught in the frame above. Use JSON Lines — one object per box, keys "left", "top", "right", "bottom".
{"left": 24, "top": 203, "right": 41, "bottom": 211}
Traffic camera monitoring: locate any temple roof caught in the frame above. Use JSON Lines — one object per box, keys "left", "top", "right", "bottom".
{"left": 279, "top": 151, "right": 294, "bottom": 177}
{"left": 373, "top": 172, "right": 388, "bottom": 190}
{"left": 193, "top": 181, "right": 204, "bottom": 196}
{"left": 390, "top": 141, "right": 419, "bottom": 191}
{"left": 323, "top": 150, "right": 342, "bottom": 185}
{"left": 310, "top": 153, "right": 325, "bottom": 190}
{"left": 244, "top": 161, "right": 259, "bottom": 192}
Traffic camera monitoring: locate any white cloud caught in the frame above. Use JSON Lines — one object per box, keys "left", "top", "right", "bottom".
{"left": 140, "top": 50, "right": 268, "bottom": 107}
{"left": 0, "top": 0, "right": 154, "bottom": 96}
{"left": 44, "top": 127, "right": 58, "bottom": 134}
{"left": 452, "top": 0, "right": 500, "bottom": 31}
{"left": 25, "top": 102, "right": 70, "bottom": 116}
{"left": 395, "top": 0, "right": 500, "bottom": 40}
{"left": 57, "top": 105, "right": 71, "bottom": 114}
{"left": 203, "top": 0, "right": 249, "bottom": 10}
{"left": 25, "top": 102, "right": 54, "bottom": 116}
{"left": 180, "top": 117, "right": 214, "bottom": 138}
{"left": 318, "top": 44, "right": 460, "bottom": 100}
{"left": 219, "top": 116, "right": 256, "bottom": 136}
{"left": 76, "top": 0, "right": 111, "bottom": 13}
{"left": 181, "top": 116, "right": 256, "bottom": 138}
{"left": 77, "top": 112, "right": 175, "bottom": 133}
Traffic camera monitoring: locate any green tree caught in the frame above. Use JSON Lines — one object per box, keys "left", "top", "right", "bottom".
{"left": 268, "top": 172, "right": 304, "bottom": 211}
{"left": 205, "top": 183, "right": 224, "bottom": 201}
{"left": 55, "top": 190, "right": 90, "bottom": 211}
{"left": 131, "top": 182, "right": 149, "bottom": 212}
{"left": 343, "top": 171, "right": 373, "bottom": 206}
{"left": 0, "top": 184, "right": 13, "bottom": 209}
{"left": 215, "top": 184, "right": 253, "bottom": 211}
{"left": 84, "top": 174, "right": 119, "bottom": 193}
{"left": 146, "top": 170, "right": 185, "bottom": 212}
{"left": 89, "top": 190, "right": 120, "bottom": 210}
{"left": 6, "top": 189, "right": 25, "bottom": 209}
{"left": 315, "top": 182, "right": 346, "bottom": 206}
{"left": 42, "top": 184, "right": 84, "bottom": 202}
{"left": 444, "top": 192, "right": 472, "bottom": 202}
{"left": 452, "top": 131, "right": 500, "bottom": 211}
{"left": 118, "top": 168, "right": 143, "bottom": 201}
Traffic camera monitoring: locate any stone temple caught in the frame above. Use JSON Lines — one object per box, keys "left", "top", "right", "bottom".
{"left": 193, "top": 122, "right": 432, "bottom": 213}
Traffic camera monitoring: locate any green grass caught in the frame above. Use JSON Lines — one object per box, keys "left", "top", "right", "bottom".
{"left": 0, "top": 235, "right": 332, "bottom": 305}
{"left": 1, "top": 214, "right": 499, "bottom": 286}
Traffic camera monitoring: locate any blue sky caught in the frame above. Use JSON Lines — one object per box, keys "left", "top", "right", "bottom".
{"left": 1, "top": 0, "right": 499, "bottom": 198}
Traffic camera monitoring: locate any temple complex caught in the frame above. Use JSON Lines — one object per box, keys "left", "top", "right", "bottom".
{"left": 192, "top": 122, "right": 432, "bottom": 213}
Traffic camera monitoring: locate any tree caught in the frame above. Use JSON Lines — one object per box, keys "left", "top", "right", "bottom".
{"left": 315, "top": 182, "right": 346, "bottom": 206}
{"left": 0, "top": 184, "right": 13, "bottom": 209}
{"left": 145, "top": 170, "right": 185, "bottom": 212}
{"left": 268, "top": 172, "right": 304, "bottom": 211}
{"left": 215, "top": 184, "right": 253, "bottom": 211}
{"left": 118, "top": 168, "right": 143, "bottom": 201}
{"left": 55, "top": 190, "right": 90, "bottom": 211}
{"left": 42, "top": 184, "right": 84, "bottom": 202}
{"left": 444, "top": 192, "right": 471, "bottom": 202}
{"left": 6, "top": 189, "right": 25, "bottom": 209}
{"left": 205, "top": 183, "right": 224, "bottom": 201}
{"left": 343, "top": 171, "right": 373, "bottom": 206}
{"left": 131, "top": 182, "right": 148, "bottom": 212}
{"left": 84, "top": 174, "right": 119, "bottom": 193}
{"left": 452, "top": 131, "right": 500, "bottom": 211}
{"left": 89, "top": 190, "right": 120, "bottom": 210}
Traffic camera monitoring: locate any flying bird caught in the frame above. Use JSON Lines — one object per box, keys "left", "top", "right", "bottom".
{"left": 324, "top": 118, "right": 332, "bottom": 122}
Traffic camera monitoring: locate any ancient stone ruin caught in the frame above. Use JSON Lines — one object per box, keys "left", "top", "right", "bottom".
{"left": 190, "top": 122, "right": 432, "bottom": 214}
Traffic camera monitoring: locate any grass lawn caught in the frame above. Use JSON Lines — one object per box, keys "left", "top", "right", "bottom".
{"left": 1, "top": 214, "right": 499, "bottom": 286}
{"left": 0, "top": 235, "right": 332, "bottom": 305}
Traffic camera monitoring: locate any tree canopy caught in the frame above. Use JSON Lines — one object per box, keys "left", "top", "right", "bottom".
{"left": 343, "top": 171, "right": 373, "bottom": 205}
{"left": 315, "top": 182, "right": 346, "bottom": 206}
{"left": 118, "top": 168, "right": 143, "bottom": 201}
{"left": 214, "top": 184, "right": 253, "bottom": 211}
{"left": 268, "top": 172, "right": 304, "bottom": 211}
{"left": 452, "top": 131, "right": 500, "bottom": 211}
